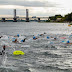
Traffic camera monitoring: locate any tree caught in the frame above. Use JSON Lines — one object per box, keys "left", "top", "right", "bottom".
{"left": 49, "top": 15, "right": 62, "bottom": 21}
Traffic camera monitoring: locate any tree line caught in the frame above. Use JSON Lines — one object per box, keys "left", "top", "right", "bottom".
{"left": 46, "top": 12, "right": 72, "bottom": 22}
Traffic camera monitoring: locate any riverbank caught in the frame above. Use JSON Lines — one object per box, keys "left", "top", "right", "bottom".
{"left": 39, "top": 21, "right": 69, "bottom": 23}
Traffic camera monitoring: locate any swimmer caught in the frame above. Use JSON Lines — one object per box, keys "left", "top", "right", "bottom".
{"left": 54, "top": 37, "right": 56, "bottom": 40}
{"left": 40, "top": 34, "right": 43, "bottom": 36}
{"left": 13, "top": 39, "right": 19, "bottom": 43}
{"left": 0, "top": 52, "right": 2, "bottom": 55}
{"left": 0, "top": 36, "right": 3, "bottom": 38}
{"left": 3, "top": 45, "right": 6, "bottom": 50}
{"left": 1, "top": 50, "right": 5, "bottom": 55}
{"left": 44, "top": 32, "right": 46, "bottom": 34}
{"left": 21, "top": 38, "right": 26, "bottom": 42}
{"left": 51, "top": 36, "right": 53, "bottom": 38}
{"left": 33, "top": 38, "right": 37, "bottom": 40}
{"left": 14, "top": 34, "right": 19, "bottom": 37}
{"left": 0, "top": 45, "right": 11, "bottom": 55}
{"left": 33, "top": 36, "right": 38, "bottom": 40}
{"left": 23, "top": 38, "right": 26, "bottom": 42}
{"left": 0, "top": 45, "right": 6, "bottom": 55}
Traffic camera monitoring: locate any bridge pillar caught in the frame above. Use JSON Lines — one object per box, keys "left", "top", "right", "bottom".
{"left": 13, "top": 18, "right": 17, "bottom": 22}
{"left": 26, "top": 18, "right": 29, "bottom": 22}
{"left": 38, "top": 18, "right": 40, "bottom": 22}
{"left": 2, "top": 18, "right": 6, "bottom": 22}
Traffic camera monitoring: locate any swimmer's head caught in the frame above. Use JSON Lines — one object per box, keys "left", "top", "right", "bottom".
{"left": 17, "top": 34, "right": 19, "bottom": 37}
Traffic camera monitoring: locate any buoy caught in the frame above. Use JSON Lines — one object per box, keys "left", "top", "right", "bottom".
{"left": 13, "top": 50, "right": 25, "bottom": 55}
{"left": 68, "top": 25, "right": 71, "bottom": 27}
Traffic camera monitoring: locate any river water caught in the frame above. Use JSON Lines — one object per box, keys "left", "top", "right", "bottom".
{"left": 0, "top": 22, "right": 72, "bottom": 72}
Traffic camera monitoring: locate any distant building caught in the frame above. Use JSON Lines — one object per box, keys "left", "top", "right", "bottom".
{"left": 56, "top": 18, "right": 62, "bottom": 22}
{"left": 32, "top": 16, "right": 36, "bottom": 18}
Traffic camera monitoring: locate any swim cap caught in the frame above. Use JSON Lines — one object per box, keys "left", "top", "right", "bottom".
{"left": 33, "top": 36, "right": 36, "bottom": 39}
{"left": 62, "top": 41, "right": 65, "bottom": 42}
{"left": 21, "top": 40, "right": 23, "bottom": 42}
{"left": 67, "top": 40, "right": 70, "bottom": 43}
{"left": 47, "top": 36, "right": 49, "bottom": 39}
{"left": 17, "top": 34, "right": 19, "bottom": 37}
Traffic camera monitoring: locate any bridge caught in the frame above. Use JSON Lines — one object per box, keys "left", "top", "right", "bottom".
{"left": 0, "top": 17, "right": 49, "bottom": 22}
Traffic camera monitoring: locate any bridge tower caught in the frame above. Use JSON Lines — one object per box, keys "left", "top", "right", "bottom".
{"left": 13, "top": 9, "right": 17, "bottom": 22}
{"left": 26, "top": 9, "right": 29, "bottom": 22}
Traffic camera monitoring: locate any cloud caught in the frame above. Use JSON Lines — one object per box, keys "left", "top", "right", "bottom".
{"left": 0, "top": 5, "right": 71, "bottom": 17}
{"left": 0, "top": 0, "right": 57, "bottom": 7}
{"left": 0, "top": 0, "right": 60, "bottom": 17}
{"left": 0, "top": 0, "right": 72, "bottom": 17}
{"left": 0, "top": 5, "right": 25, "bottom": 9}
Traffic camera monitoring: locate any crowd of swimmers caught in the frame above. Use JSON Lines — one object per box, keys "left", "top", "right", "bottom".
{"left": 1, "top": 32, "right": 72, "bottom": 55}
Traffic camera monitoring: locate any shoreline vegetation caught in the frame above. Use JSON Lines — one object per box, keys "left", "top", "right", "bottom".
{"left": 44, "top": 12, "right": 72, "bottom": 24}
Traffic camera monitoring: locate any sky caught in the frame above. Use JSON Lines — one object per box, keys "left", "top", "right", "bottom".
{"left": 0, "top": 0, "right": 72, "bottom": 17}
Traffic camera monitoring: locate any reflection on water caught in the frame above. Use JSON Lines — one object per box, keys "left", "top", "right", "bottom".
{"left": 0, "top": 22, "right": 72, "bottom": 72}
